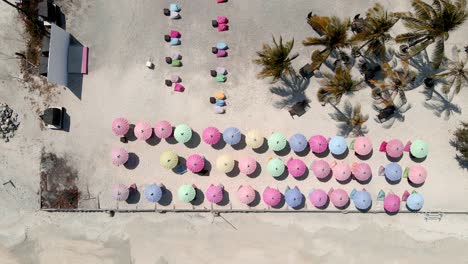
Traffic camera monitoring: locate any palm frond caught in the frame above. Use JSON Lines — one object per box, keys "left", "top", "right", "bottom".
{"left": 412, "top": 0, "right": 436, "bottom": 20}
{"left": 431, "top": 37, "right": 445, "bottom": 69}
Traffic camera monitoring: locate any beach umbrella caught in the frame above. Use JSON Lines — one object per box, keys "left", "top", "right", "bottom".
{"left": 311, "top": 160, "right": 331, "bottom": 180}
{"left": 245, "top": 129, "right": 264, "bottom": 149}
{"left": 144, "top": 184, "right": 163, "bottom": 203}
{"left": 112, "top": 184, "right": 129, "bottom": 201}
{"left": 160, "top": 151, "right": 178, "bottom": 169}
{"left": 384, "top": 194, "right": 400, "bottom": 213}
{"left": 223, "top": 127, "right": 242, "bottom": 145}
{"left": 333, "top": 162, "right": 351, "bottom": 182}
{"left": 408, "top": 165, "right": 427, "bottom": 185}
{"left": 330, "top": 188, "right": 349, "bottom": 208}
{"left": 237, "top": 185, "right": 256, "bottom": 205}
{"left": 134, "top": 122, "right": 152, "bottom": 140}
{"left": 309, "top": 135, "right": 328, "bottom": 154}
{"left": 353, "top": 137, "right": 372, "bottom": 156}
{"left": 285, "top": 187, "right": 303, "bottom": 208}
{"left": 186, "top": 154, "right": 205, "bottom": 173}
{"left": 329, "top": 136, "right": 347, "bottom": 155}
{"left": 262, "top": 187, "right": 282, "bottom": 207}
{"left": 206, "top": 184, "right": 224, "bottom": 204}
{"left": 268, "top": 132, "right": 287, "bottom": 152}
{"left": 202, "top": 126, "right": 221, "bottom": 145}
{"left": 289, "top": 133, "right": 308, "bottom": 152}
{"left": 309, "top": 189, "right": 328, "bottom": 208}
{"left": 384, "top": 162, "right": 402, "bottom": 182}
{"left": 406, "top": 193, "right": 424, "bottom": 211}
{"left": 267, "top": 158, "right": 285, "bottom": 177}
{"left": 174, "top": 124, "right": 192, "bottom": 143}
{"left": 111, "top": 147, "right": 129, "bottom": 166}
{"left": 385, "top": 139, "right": 404, "bottom": 158}
{"left": 351, "top": 162, "right": 372, "bottom": 182}
{"left": 352, "top": 190, "right": 372, "bottom": 210}
{"left": 154, "top": 120, "right": 172, "bottom": 139}
{"left": 216, "top": 154, "right": 235, "bottom": 173}
{"left": 287, "top": 158, "right": 306, "bottom": 178}
{"left": 178, "top": 185, "right": 196, "bottom": 202}
{"left": 410, "top": 139, "right": 429, "bottom": 158}
{"left": 112, "top": 117, "right": 130, "bottom": 136}
{"left": 238, "top": 156, "right": 257, "bottom": 175}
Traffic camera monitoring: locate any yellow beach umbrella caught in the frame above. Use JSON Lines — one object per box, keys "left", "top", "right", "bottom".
{"left": 246, "top": 129, "right": 264, "bottom": 149}
{"left": 216, "top": 154, "right": 235, "bottom": 173}
{"left": 160, "top": 151, "right": 178, "bottom": 169}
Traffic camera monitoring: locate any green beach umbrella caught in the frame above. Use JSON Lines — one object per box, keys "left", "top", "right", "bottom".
{"left": 178, "top": 185, "right": 196, "bottom": 202}
{"left": 160, "top": 151, "right": 178, "bottom": 169}
{"left": 174, "top": 124, "right": 192, "bottom": 143}
{"left": 410, "top": 140, "right": 429, "bottom": 158}
{"left": 267, "top": 158, "right": 285, "bottom": 177}
{"left": 268, "top": 132, "right": 287, "bottom": 152}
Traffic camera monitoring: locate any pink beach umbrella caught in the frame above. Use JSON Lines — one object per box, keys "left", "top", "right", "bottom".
{"left": 309, "top": 189, "right": 328, "bottom": 208}
{"left": 206, "top": 184, "right": 224, "bottom": 204}
{"left": 287, "top": 158, "right": 306, "bottom": 178}
{"left": 112, "top": 118, "right": 130, "bottom": 136}
{"left": 186, "top": 154, "right": 205, "bottom": 173}
{"left": 381, "top": 139, "right": 404, "bottom": 158}
{"left": 311, "top": 160, "right": 331, "bottom": 180}
{"left": 329, "top": 188, "right": 349, "bottom": 208}
{"left": 351, "top": 162, "right": 372, "bottom": 182}
{"left": 134, "top": 122, "right": 152, "bottom": 140}
{"left": 384, "top": 194, "right": 401, "bottom": 213}
{"left": 333, "top": 162, "right": 352, "bottom": 182}
{"left": 263, "top": 187, "right": 282, "bottom": 207}
{"left": 154, "top": 120, "right": 172, "bottom": 139}
{"left": 309, "top": 135, "right": 328, "bottom": 154}
{"left": 354, "top": 137, "right": 372, "bottom": 156}
{"left": 239, "top": 156, "right": 257, "bottom": 175}
{"left": 111, "top": 147, "right": 129, "bottom": 166}
{"left": 112, "top": 184, "right": 129, "bottom": 201}
{"left": 202, "top": 126, "right": 221, "bottom": 145}
{"left": 408, "top": 165, "right": 427, "bottom": 185}
{"left": 237, "top": 185, "right": 256, "bottom": 205}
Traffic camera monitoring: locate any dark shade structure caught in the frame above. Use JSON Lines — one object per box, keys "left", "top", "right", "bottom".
{"left": 40, "top": 107, "right": 64, "bottom": 129}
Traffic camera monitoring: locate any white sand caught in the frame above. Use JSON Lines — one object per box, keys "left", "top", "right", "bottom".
{"left": 1, "top": 0, "right": 468, "bottom": 262}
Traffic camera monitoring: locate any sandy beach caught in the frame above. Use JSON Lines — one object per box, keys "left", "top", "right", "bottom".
{"left": 1, "top": 0, "right": 468, "bottom": 263}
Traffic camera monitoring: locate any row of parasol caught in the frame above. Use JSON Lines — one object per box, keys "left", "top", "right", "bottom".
{"left": 112, "top": 118, "right": 429, "bottom": 159}
{"left": 112, "top": 149, "right": 427, "bottom": 185}
{"left": 112, "top": 184, "right": 424, "bottom": 213}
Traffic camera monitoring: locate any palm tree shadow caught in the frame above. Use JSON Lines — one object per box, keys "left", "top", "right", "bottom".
{"left": 270, "top": 75, "right": 310, "bottom": 109}
{"left": 450, "top": 138, "right": 468, "bottom": 169}
{"left": 408, "top": 50, "right": 445, "bottom": 90}
{"left": 422, "top": 90, "right": 461, "bottom": 120}
{"left": 329, "top": 101, "right": 369, "bottom": 136}
{"left": 373, "top": 103, "right": 412, "bottom": 129}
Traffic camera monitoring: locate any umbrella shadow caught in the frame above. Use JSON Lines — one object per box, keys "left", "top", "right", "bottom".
{"left": 355, "top": 149, "right": 373, "bottom": 160}
{"left": 293, "top": 168, "right": 309, "bottom": 181}
{"left": 385, "top": 177, "right": 401, "bottom": 185}
{"left": 217, "top": 189, "right": 230, "bottom": 206}
{"left": 274, "top": 143, "right": 291, "bottom": 156}
{"left": 273, "top": 169, "right": 289, "bottom": 181}
{"left": 313, "top": 148, "right": 330, "bottom": 158}
{"left": 385, "top": 209, "right": 399, "bottom": 216}
{"left": 146, "top": 135, "right": 161, "bottom": 146}
{"left": 248, "top": 190, "right": 261, "bottom": 207}
{"left": 247, "top": 162, "right": 262, "bottom": 178}
{"left": 331, "top": 148, "right": 349, "bottom": 160}
{"left": 290, "top": 194, "right": 306, "bottom": 210}
{"left": 231, "top": 134, "right": 246, "bottom": 150}
{"left": 212, "top": 139, "right": 226, "bottom": 150}
{"left": 354, "top": 175, "right": 372, "bottom": 185}
{"left": 315, "top": 198, "right": 330, "bottom": 210}
{"left": 269, "top": 75, "right": 311, "bottom": 109}
{"left": 172, "top": 157, "right": 186, "bottom": 174}
{"left": 165, "top": 137, "right": 178, "bottom": 145}
{"left": 410, "top": 154, "right": 427, "bottom": 163}
{"left": 386, "top": 153, "right": 403, "bottom": 162}
{"left": 253, "top": 139, "right": 269, "bottom": 154}
{"left": 185, "top": 131, "right": 201, "bottom": 148}
{"left": 271, "top": 194, "right": 285, "bottom": 209}
{"left": 333, "top": 199, "right": 350, "bottom": 210}
{"left": 408, "top": 178, "right": 425, "bottom": 188}
{"left": 125, "top": 124, "right": 137, "bottom": 141}
{"left": 126, "top": 187, "right": 141, "bottom": 204}
{"left": 196, "top": 159, "right": 212, "bottom": 176}
{"left": 335, "top": 176, "right": 352, "bottom": 185}
{"left": 357, "top": 202, "right": 372, "bottom": 213}
{"left": 158, "top": 186, "right": 173, "bottom": 206}
{"left": 124, "top": 153, "right": 139, "bottom": 170}
{"left": 317, "top": 171, "right": 333, "bottom": 182}
{"left": 226, "top": 160, "right": 240, "bottom": 177}
{"left": 190, "top": 188, "right": 205, "bottom": 206}
{"left": 295, "top": 145, "right": 310, "bottom": 157}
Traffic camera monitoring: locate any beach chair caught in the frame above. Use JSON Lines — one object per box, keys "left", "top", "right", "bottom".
{"left": 169, "top": 3, "right": 181, "bottom": 12}
{"left": 216, "top": 50, "right": 228, "bottom": 57}
{"left": 402, "top": 167, "right": 409, "bottom": 178}
{"left": 216, "top": 42, "right": 228, "bottom": 50}
{"left": 217, "top": 0, "right": 227, "bottom": 3}
{"left": 146, "top": 57, "right": 154, "bottom": 69}
{"left": 174, "top": 83, "right": 185, "bottom": 92}
{"left": 215, "top": 99, "right": 226, "bottom": 106}
{"left": 171, "top": 59, "right": 182, "bottom": 67}
{"left": 218, "top": 24, "right": 229, "bottom": 32}
{"left": 170, "top": 30, "right": 181, "bottom": 38}
{"left": 377, "top": 190, "right": 385, "bottom": 201}
{"left": 171, "top": 74, "right": 180, "bottom": 83}
{"left": 170, "top": 38, "right": 181, "bottom": 46}
{"left": 216, "top": 67, "right": 227, "bottom": 75}
{"left": 216, "top": 16, "right": 229, "bottom": 24}
{"left": 214, "top": 106, "right": 225, "bottom": 114}
{"left": 216, "top": 74, "right": 227, "bottom": 82}
{"left": 288, "top": 100, "right": 309, "bottom": 118}
{"left": 379, "top": 141, "right": 387, "bottom": 152}
{"left": 402, "top": 190, "right": 410, "bottom": 201}
{"left": 170, "top": 11, "right": 180, "bottom": 19}
{"left": 377, "top": 105, "right": 396, "bottom": 122}
{"left": 403, "top": 141, "right": 412, "bottom": 152}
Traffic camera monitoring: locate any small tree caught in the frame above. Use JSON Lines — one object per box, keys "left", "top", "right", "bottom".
{"left": 317, "top": 64, "right": 364, "bottom": 105}
{"left": 432, "top": 48, "right": 467, "bottom": 95}
{"left": 451, "top": 122, "right": 468, "bottom": 168}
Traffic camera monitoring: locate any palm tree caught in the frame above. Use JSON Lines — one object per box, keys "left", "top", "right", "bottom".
{"left": 431, "top": 49, "right": 467, "bottom": 95}
{"left": 303, "top": 16, "right": 350, "bottom": 71}
{"left": 450, "top": 122, "right": 468, "bottom": 168}
{"left": 395, "top": 0, "right": 468, "bottom": 69}
{"left": 317, "top": 64, "right": 363, "bottom": 105}
{"left": 350, "top": 3, "right": 399, "bottom": 59}
{"left": 329, "top": 100, "right": 369, "bottom": 136}
{"left": 253, "top": 36, "right": 298, "bottom": 83}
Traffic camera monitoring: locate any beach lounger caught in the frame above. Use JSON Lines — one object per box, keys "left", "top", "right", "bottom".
{"left": 214, "top": 106, "right": 225, "bottom": 114}
{"left": 169, "top": 3, "right": 181, "bottom": 12}
{"left": 216, "top": 16, "right": 229, "bottom": 24}
{"left": 217, "top": 0, "right": 227, "bottom": 3}
{"left": 172, "top": 52, "right": 182, "bottom": 60}
{"left": 170, "top": 38, "right": 181, "bottom": 45}
{"left": 379, "top": 141, "right": 387, "bottom": 152}
{"left": 214, "top": 91, "right": 225, "bottom": 100}
{"left": 171, "top": 74, "right": 180, "bottom": 83}
{"left": 171, "top": 59, "right": 182, "bottom": 67}
{"left": 216, "top": 67, "right": 227, "bottom": 75}
{"left": 377, "top": 105, "right": 396, "bottom": 122}
{"left": 216, "top": 42, "right": 228, "bottom": 50}
{"left": 288, "top": 100, "right": 310, "bottom": 118}
{"left": 216, "top": 74, "right": 227, "bottom": 82}
{"left": 170, "top": 11, "right": 180, "bottom": 19}
{"left": 218, "top": 24, "right": 229, "bottom": 32}
{"left": 174, "top": 83, "right": 185, "bottom": 92}
{"left": 215, "top": 99, "right": 226, "bottom": 106}
{"left": 170, "top": 30, "right": 181, "bottom": 38}
{"left": 216, "top": 50, "right": 228, "bottom": 57}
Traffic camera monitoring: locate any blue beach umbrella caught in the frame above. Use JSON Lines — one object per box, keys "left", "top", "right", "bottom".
{"left": 406, "top": 193, "right": 424, "bottom": 211}
{"left": 289, "top": 133, "right": 308, "bottom": 153}
{"left": 352, "top": 190, "right": 372, "bottom": 211}
{"left": 384, "top": 163, "right": 402, "bottom": 182}
{"left": 328, "top": 136, "right": 347, "bottom": 155}
{"left": 144, "top": 184, "right": 163, "bottom": 203}
{"left": 285, "top": 187, "right": 303, "bottom": 208}
{"left": 223, "top": 127, "right": 242, "bottom": 145}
